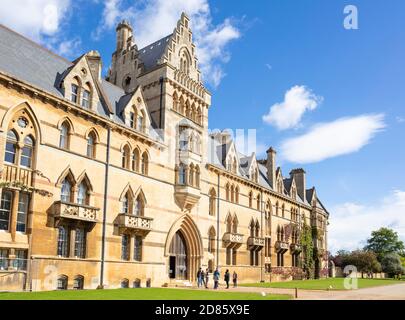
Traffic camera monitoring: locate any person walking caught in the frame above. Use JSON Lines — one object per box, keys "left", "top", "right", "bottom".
{"left": 205, "top": 268, "right": 209, "bottom": 289}
{"left": 197, "top": 268, "right": 202, "bottom": 288}
{"left": 232, "top": 271, "right": 238, "bottom": 288}
{"left": 224, "top": 269, "right": 230, "bottom": 289}
{"left": 213, "top": 267, "right": 220, "bottom": 289}
{"left": 201, "top": 269, "right": 206, "bottom": 288}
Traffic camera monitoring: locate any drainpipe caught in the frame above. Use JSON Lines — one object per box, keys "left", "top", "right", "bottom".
{"left": 260, "top": 190, "right": 264, "bottom": 282}
{"left": 100, "top": 125, "right": 111, "bottom": 288}
{"left": 159, "top": 77, "right": 164, "bottom": 129}
{"left": 216, "top": 172, "right": 220, "bottom": 268}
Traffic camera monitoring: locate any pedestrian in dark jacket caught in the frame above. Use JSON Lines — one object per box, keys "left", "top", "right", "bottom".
{"left": 205, "top": 268, "right": 209, "bottom": 288}
{"left": 224, "top": 269, "right": 230, "bottom": 289}
{"left": 201, "top": 269, "right": 206, "bottom": 288}
{"left": 197, "top": 268, "right": 203, "bottom": 288}
{"left": 213, "top": 268, "right": 220, "bottom": 289}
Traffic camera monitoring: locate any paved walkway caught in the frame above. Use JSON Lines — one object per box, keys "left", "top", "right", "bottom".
{"left": 190, "top": 283, "right": 405, "bottom": 300}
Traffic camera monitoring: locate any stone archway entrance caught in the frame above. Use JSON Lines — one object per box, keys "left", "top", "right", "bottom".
{"left": 168, "top": 231, "right": 188, "bottom": 280}
{"left": 165, "top": 215, "right": 203, "bottom": 282}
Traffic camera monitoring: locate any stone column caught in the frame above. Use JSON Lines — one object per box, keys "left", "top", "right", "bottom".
{"left": 10, "top": 190, "right": 20, "bottom": 241}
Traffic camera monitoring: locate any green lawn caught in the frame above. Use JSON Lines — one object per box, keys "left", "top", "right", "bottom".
{"left": 241, "top": 278, "right": 402, "bottom": 291}
{"left": 0, "top": 288, "right": 291, "bottom": 300}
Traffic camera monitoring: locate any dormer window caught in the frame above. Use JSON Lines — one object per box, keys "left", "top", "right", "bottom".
{"left": 71, "top": 84, "right": 79, "bottom": 103}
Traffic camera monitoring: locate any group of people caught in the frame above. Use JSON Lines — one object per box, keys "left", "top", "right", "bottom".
{"left": 196, "top": 268, "right": 238, "bottom": 289}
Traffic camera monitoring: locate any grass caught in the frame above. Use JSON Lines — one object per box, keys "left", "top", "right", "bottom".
{"left": 0, "top": 288, "right": 291, "bottom": 300}
{"left": 241, "top": 278, "right": 402, "bottom": 291}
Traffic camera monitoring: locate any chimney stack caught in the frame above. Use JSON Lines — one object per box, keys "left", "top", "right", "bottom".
{"left": 266, "top": 147, "right": 276, "bottom": 189}
{"left": 290, "top": 168, "right": 306, "bottom": 201}
{"left": 86, "top": 50, "right": 102, "bottom": 80}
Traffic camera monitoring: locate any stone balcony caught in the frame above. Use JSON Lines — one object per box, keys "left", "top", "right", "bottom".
{"left": 116, "top": 213, "right": 153, "bottom": 235}
{"left": 1, "top": 164, "right": 33, "bottom": 187}
{"left": 275, "top": 241, "right": 289, "bottom": 252}
{"left": 290, "top": 243, "right": 302, "bottom": 253}
{"left": 174, "top": 184, "right": 201, "bottom": 212}
{"left": 247, "top": 236, "right": 265, "bottom": 249}
{"left": 53, "top": 201, "right": 98, "bottom": 224}
{"left": 222, "top": 232, "right": 244, "bottom": 249}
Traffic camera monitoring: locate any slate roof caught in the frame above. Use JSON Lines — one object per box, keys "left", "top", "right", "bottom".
{"left": 138, "top": 34, "right": 172, "bottom": 71}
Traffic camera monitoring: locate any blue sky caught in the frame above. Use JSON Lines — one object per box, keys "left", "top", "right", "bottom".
{"left": 1, "top": 0, "right": 404, "bottom": 252}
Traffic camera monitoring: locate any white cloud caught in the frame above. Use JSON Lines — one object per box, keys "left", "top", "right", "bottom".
{"left": 328, "top": 190, "right": 405, "bottom": 254}
{"left": 0, "top": 0, "right": 71, "bottom": 41}
{"left": 55, "top": 37, "right": 82, "bottom": 58}
{"left": 262, "top": 85, "right": 323, "bottom": 130}
{"left": 280, "top": 114, "right": 385, "bottom": 164}
{"left": 95, "top": 0, "right": 240, "bottom": 88}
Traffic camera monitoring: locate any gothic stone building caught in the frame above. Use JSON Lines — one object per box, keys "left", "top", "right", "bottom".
{"left": 0, "top": 13, "right": 329, "bottom": 291}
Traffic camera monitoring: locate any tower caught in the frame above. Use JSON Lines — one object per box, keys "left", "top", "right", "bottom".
{"left": 116, "top": 20, "right": 133, "bottom": 52}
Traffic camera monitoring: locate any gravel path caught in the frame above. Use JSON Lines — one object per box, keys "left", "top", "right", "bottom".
{"left": 209, "top": 282, "right": 405, "bottom": 300}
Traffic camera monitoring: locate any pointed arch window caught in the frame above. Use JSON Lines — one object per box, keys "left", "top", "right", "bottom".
{"left": 235, "top": 186, "right": 239, "bottom": 204}
{"left": 225, "top": 183, "right": 230, "bottom": 201}
{"left": 71, "top": 84, "right": 79, "bottom": 103}
{"left": 189, "top": 164, "right": 194, "bottom": 186}
{"left": 255, "top": 220, "right": 260, "bottom": 237}
{"left": 59, "top": 122, "right": 70, "bottom": 149}
{"left": 226, "top": 215, "right": 232, "bottom": 233}
{"left": 232, "top": 215, "right": 238, "bottom": 234}
{"left": 132, "top": 149, "right": 140, "bottom": 172}
{"left": 87, "top": 132, "right": 96, "bottom": 159}
{"left": 77, "top": 182, "right": 88, "bottom": 205}
{"left": 5, "top": 130, "right": 18, "bottom": 164}
{"left": 20, "top": 135, "right": 34, "bottom": 168}
{"left": 141, "top": 152, "right": 149, "bottom": 175}
{"left": 249, "top": 191, "right": 253, "bottom": 208}
{"left": 81, "top": 84, "right": 91, "bottom": 108}
{"left": 134, "top": 196, "right": 144, "bottom": 216}
{"left": 61, "top": 178, "right": 72, "bottom": 203}
{"left": 208, "top": 227, "right": 216, "bottom": 254}
{"left": 178, "top": 164, "right": 187, "bottom": 185}
{"left": 257, "top": 194, "right": 261, "bottom": 211}
{"left": 122, "top": 145, "right": 130, "bottom": 169}
{"left": 122, "top": 194, "right": 130, "bottom": 214}
{"left": 195, "top": 165, "right": 200, "bottom": 188}
{"left": 249, "top": 220, "right": 255, "bottom": 237}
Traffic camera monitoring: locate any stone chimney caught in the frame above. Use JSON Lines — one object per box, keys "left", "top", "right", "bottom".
{"left": 116, "top": 20, "right": 133, "bottom": 52}
{"left": 290, "top": 168, "right": 306, "bottom": 201}
{"left": 86, "top": 50, "right": 102, "bottom": 80}
{"left": 266, "top": 147, "right": 276, "bottom": 189}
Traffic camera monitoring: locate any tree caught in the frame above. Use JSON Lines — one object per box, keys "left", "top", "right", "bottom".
{"left": 300, "top": 220, "right": 314, "bottom": 279}
{"left": 343, "top": 250, "right": 381, "bottom": 277}
{"left": 331, "top": 250, "right": 350, "bottom": 268}
{"left": 364, "top": 228, "right": 405, "bottom": 259}
{"left": 380, "top": 253, "right": 405, "bottom": 278}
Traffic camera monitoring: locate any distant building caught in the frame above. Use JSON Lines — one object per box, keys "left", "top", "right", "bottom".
{"left": 0, "top": 13, "right": 328, "bottom": 291}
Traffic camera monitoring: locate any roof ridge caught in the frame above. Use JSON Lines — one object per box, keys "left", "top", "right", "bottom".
{"left": 0, "top": 24, "right": 72, "bottom": 65}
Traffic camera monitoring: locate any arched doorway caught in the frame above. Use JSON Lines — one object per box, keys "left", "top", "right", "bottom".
{"left": 169, "top": 231, "right": 188, "bottom": 280}
{"left": 164, "top": 215, "right": 203, "bottom": 282}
